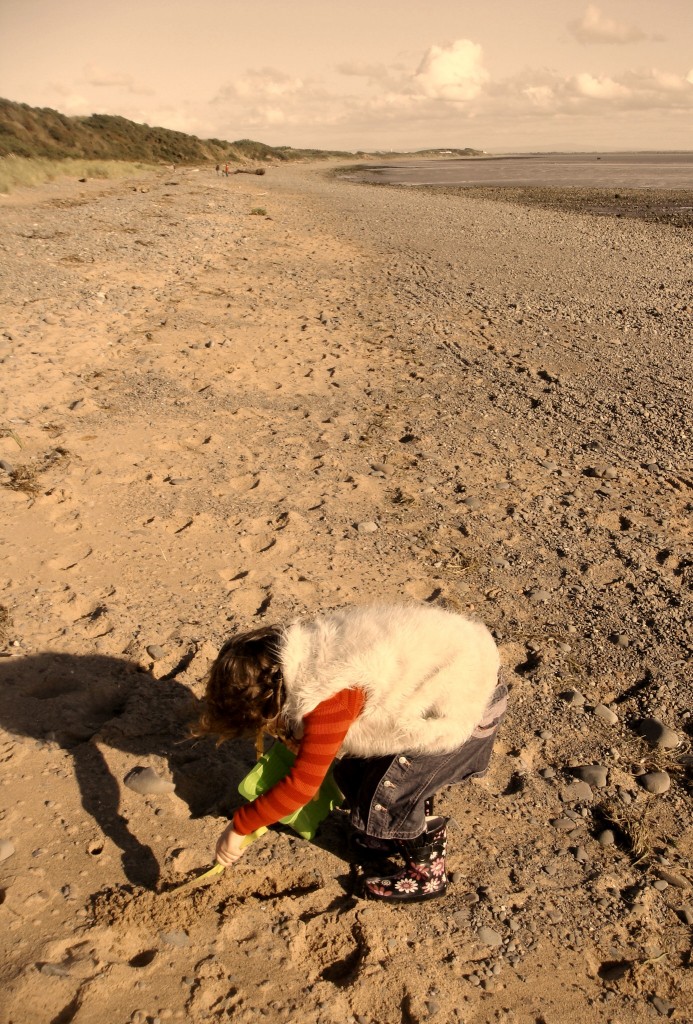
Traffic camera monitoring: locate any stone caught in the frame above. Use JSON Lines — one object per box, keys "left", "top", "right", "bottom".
{"left": 593, "top": 704, "right": 619, "bottom": 725}
{"left": 597, "top": 829, "right": 616, "bottom": 847}
{"left": 356, "top": 521, "right": 378, "bottom": 534}
{"left": 476, "top": 926, "right": 503, "bottom": 947}
{"left": 637, "top": 771, "right": 670, "bottom": 795}
{"left": 635, "top": 717, "right": 679, "bottom": 749}
{"left": 160, "top": 930, "right": 189, "bottom": 948}
{"left": 124, "top": 767, "right": 175, "bottom": 796}
{"left": 527, "top": 588, "right": 551, "bottom": 604}
{"left": 463, "top": 496, "right": 482, "bottom": 510}
{"left": 650, "top": 995, "right": 675, "bottom": 1017}
{"left": 655, "top": 869, "right": 689, "bottom": 890}
{"left": 0, "top": 838, "right": 15, "bottom": 861}
{"left": 146, "top": 645, "right": 166, "bottom": 661}
{"left": 572, "top": 765, "right": 608, "bottom": 788}
{"left": 560, "top": 780, "right": 594, "bottom": 803}
{"left": 679, "top": 907, "right": 693, "bottom": 926}
{"left": 560, "top": 689, "right": 585, "bottom": 706}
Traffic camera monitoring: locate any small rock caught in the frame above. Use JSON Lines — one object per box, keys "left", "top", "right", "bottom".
{"left": 560, "top": 689, "right": 585, "bottom": 706}
{"left": 124, "top": 767, "right": 175, "bottom": 796}
{"left": 655, "top": 869, "right": 689, "bottom": 889}
{"left": 146, "top": 645, "right": 166, "bottom": 661}
{"left": 652, "top": 879, "right": 668, "bottom": 891}
{"left": 560, "top": 780, "right": 594, "bottom": 803}
{"left": 650, "top": 995, "right": 675, "bottom": 1017}
{"left": 550, "top": 816, "right": 576, "bottom": 832}
{"left": 160, "top": 930, "right": 189, "bottom": 948}
{"left": 635, "top": 717, "right": 679, "bottom": 749}
{"left": 597, "top": 829, "right": 616, "bottom": 847}
{"left": 679, "top": 907, "right": 693, "bottom": 926}
{"left": 463, "top": 496, "right": 482, "bottom": 510}
{"left": 637, "top": 771, "right": 670, "bottom": 795}
{"left": 572, "top": 765, "right": 608, "bottom": 788}
{"left": 476, "top": 926, "right": 503, "bottom": 947}
{"left": 0, "top": 838, "right": 15, "bottom": 861}
{"left": 0, "top": 459, "right": 14, "bottom": 474}
{"left": 43, "top": 313, "right": 59, "bottom": 325}
{"left": 356, "top": 521, "right": 378, "bottom": 534}
{"left": 610, "top": 632, "right": 629, "bottom": 647}
{"left": 527, "top": 588, "right": 551, "bottom": 604}
{"left": 574, "top": 845, "right": 588, "bottom": 863}
{"left": 593, "top": 704, "right": 619, "bottom": 725}
{"left": 539, "top": 767, "right": 556, "bottom": 779}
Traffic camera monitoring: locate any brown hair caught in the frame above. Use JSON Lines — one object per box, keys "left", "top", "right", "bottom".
{"left": 193, "top": 625, "right": 290, "bottom": 743}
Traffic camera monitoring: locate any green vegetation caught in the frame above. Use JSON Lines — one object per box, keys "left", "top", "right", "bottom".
{"left": 0, "top": 98, "right": 358, "bottom": 167}
{"left": 250, "top": 207, "right": 268, "bottom": 216}
{"left": 0, "top": 154, "right": 154, "bottom": 193}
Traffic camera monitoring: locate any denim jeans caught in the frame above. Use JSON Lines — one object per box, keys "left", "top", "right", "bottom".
{"left": 332, "top": 680, "right": 507, "bottom": 840}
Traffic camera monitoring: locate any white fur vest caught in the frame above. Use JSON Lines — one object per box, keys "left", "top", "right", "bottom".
{"left": 278, "top": 604, "right": 500, "bottom": 757}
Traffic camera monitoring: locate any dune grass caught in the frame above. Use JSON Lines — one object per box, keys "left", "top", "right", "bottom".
{"left": 0, "top": 155, "right": 157, "bottom": 194}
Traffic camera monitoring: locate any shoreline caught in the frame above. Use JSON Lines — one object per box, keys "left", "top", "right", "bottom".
{"left": 0, "top": 165, "right": 691, "bottom": 1023}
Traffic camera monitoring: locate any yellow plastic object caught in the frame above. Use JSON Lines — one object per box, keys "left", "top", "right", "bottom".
{"left": 238, "top": 741, "right": 343, "bottom": 840}
{"left": 173, "top": 827, "right": 268, "bottom": 891}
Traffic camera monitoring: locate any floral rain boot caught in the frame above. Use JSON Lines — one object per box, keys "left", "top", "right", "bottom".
{"left": 351, "top": 829, "right": 399, "bottom": 857}
{"left": 363, "top": 817, "right": 448, "bottom": 903}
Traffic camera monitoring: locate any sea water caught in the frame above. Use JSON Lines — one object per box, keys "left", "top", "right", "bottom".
{"left": 345, "top": 152, "right": 693, "bottom": 190}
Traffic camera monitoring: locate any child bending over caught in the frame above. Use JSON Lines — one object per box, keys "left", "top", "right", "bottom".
{"left": 195, "top": 603, "right": 506, "bottom": 904}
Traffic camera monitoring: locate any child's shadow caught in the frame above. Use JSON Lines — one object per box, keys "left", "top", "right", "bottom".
{"left": 0, "top": 652, "right": 256, "bottom": 889}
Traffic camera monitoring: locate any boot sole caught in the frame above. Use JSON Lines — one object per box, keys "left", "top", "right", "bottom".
{"left": 363, "top": 883, "right": 448, "bottom": 904}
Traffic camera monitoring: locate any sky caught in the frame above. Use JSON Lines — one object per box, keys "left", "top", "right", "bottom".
{"left": 1, "top": 0, "right": 692, "bottom": 152}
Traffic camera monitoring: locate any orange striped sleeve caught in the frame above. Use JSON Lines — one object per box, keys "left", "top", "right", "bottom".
{"left": 233, "top": 687, "right": 365, "bottom": 835}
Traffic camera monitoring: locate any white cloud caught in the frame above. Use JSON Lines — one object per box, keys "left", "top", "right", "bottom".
{"left": 413, "top": 40, "right": 489, "bottom": 101}
{"left": 83, "top": 63, "right": 154, "bottom": 95}
{"left": 574, "top": 72, "right": 630, "bottom": 99}
{"left": 569, "top": 5, "right": 647, "bottom": 45}
{"left": 204, "top": 36, "right": 692, "bottom": 147}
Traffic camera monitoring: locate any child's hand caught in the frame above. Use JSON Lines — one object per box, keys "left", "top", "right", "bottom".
{"left": 215, "top": 823, "right": 247, "bottom": 867}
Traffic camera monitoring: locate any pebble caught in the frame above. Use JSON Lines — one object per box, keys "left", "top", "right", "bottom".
{"left": 146, "top": 645, "right": 166, "bottom": 661}
{"left": 160, "top": 930, "right": 189, "bottom": 948}
{"left": 123, "top": 767, "right": 175, "bottom": 796}
{"left": 527, "top": 588, "right": 551, "bottom": 604}
{"left": 637, "top": 771, "right": 670, "bottom": 795}
{"left": 356, "top": 521, "right": 378, "bottom": 534}
{"left": 539, "top": 767, "right": 556, "bottom": 779}
{"left": 679, "top": 907, "right": 693, "bottom": 926}
{"left": 0, "top": 838, "right": 15, "bottom": 861}
{"left": 551, "top": 817, "right": 576, "bottom": 832}
{"left": 650, "top": 995, "right": 675, "bottom": 1017}
{"left": 463, "top": 496, "right": 482, "bottom": 510}
{"left": 610, "top": 632, "right": 629, "bottom": 647}
{"left": 635, "top": 717, "right": 680, "bottom": 749}
{"left": 655, "top": 869, "right": 689, "bottom": 890}
{"left": 0, "top": 459, "right": 14, "bottom": 474}
{"left": 597, "top": 829, "right": 616, "bottom": 847}
{"left": 560, "top": 780, "right": 594, "bottom": 803}
{"left": 560, "top": 689, "right": 585, "bottom": 706}
{"left": 476, "top": 926, "right": 503, "bottom": 947}
{"left": 571, "top": 764, "right": 608, "bottom": 788}
{"left": 574, "top": 846, "right": 588, "bottom": 863}
{"left": 593, "top": 704, "right": 619, "bottom": 725}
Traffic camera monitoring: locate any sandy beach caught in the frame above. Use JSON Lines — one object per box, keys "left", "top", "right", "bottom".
{"left": 0, "top": 163, "right": 691, "bottom": 1023}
